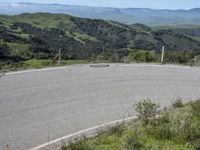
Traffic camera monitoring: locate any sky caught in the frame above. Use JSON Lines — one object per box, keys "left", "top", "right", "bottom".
{"left": 0, "top": 0, "right": 200, "bottom": 9}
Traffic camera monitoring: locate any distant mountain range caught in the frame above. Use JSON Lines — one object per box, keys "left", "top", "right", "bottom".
{"left": 0, "top": 2, "right": 200, "bottom": 25}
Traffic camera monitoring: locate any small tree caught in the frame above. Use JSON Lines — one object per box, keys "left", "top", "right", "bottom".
{"left": 171, "top": 97, "right": 184, "bottom": 108}
{"left": 110, "top": 54, "right": 120, "bottom": 62}
{"left": 134, "top": 99, "right": 160, "bottom": 125}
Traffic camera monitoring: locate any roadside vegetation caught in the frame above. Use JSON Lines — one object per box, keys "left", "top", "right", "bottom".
{"left": 61, "top": 98, "right": 200, "bottom": 150}
{"left": 0, "top": 59, "right": 89, "bottom": 73}
{"left": 1, "top": 48, "right": 199, "bottom": 73}
{"left": 127, "top": 50, "right": 196, "bottom": 65}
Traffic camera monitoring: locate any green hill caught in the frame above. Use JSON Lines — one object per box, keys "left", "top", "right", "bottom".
{"left": 0, "top": 13, "right": 200, "bottom": 61}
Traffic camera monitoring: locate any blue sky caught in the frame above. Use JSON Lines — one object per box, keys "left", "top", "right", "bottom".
{"left": 0, "top": 0, "right": 200, "bottom": 9}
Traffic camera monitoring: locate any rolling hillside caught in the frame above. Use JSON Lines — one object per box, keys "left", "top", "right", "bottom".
{"left": 0, "top": 13, "right": 200, "bottom": 61}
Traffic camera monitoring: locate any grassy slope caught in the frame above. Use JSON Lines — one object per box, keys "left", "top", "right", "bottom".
{"left": 7, "top": 43, "right": 29, "bottom": 55}
{"left": 61, "top": 100, "right": 200, "bottom": 150}
{"left": 153, "top": 25, "right": 200, "bottom": 42}
{"left": 152, "top": 24, "right": 200, "bottom": 29}
{"left": 0, "top": 13, "right": 72, "bottom": 29}
{"left": 0, "top": 13, "right": 98, "bottom": 45}
{"left": 0, "top": 59, "right": 89, "bottom": 73}
{"left": 1, "top": 13, "right": 200, "bottom": 51}
{"left": 24, "top": 59, "right": 89, "bottom": 68}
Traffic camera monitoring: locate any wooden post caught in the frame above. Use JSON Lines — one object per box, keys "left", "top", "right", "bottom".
{"left": 161, "top": 46, "right": 165, "bottom": 63}
{"left": 57, "top": 48, "right": 61, "bottom": 64}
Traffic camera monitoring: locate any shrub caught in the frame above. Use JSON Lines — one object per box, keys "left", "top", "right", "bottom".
{"left": 173, "top": 100, "right": 200, "bottom": 145}
{"left": 134, "top": 99, "right": 160, "bottom": 126}
{"left": 146, "top": 124, "right": 172, "bottom": 140}
{"left": 41, "top": 61, "right": 50, "bottom": 67}
{"left": 150, "top": 112, "right": 170, "bottom": 126}
{"left": 95, "top": 122, "right": 125, "bottom": 139}
{"left": 62, "top": 136, "right": 92, "bottom": 150}
{"left": 171, "top": 97, "right": 184, "bottom": 108}
{"left": 128, "top": 50, "right": 156, "bottom": 62}
{"left": 106, "top": 122, "right": 125, "bottom": 137}
{"left": 124, "top": 133, "right": 142, "bottom": 150}
{"left": 134, "top": 99, "right": 160, "bottom": 117}
{"left": 190, "top": 99, "right": 200, "bottom": 119}
{"left": 109, "top": 54, "right": 120, "bottom": 63}
{"left": 189, "top": 139, "right": 200, "bottom": 150}
{"left": 164, "top": 50, "right": 194, "bottom": 64}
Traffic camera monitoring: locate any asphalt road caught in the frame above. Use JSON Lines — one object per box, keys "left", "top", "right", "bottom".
{"left": 0, "top": 64, "right": 200, "bottom": 150}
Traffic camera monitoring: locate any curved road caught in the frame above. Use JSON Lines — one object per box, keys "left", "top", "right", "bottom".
{"left": 0, "top": 64, "right": 200, "bottom": 150}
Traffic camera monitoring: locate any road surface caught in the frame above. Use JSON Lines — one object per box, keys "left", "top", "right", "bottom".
{"left": 0, "top": 64, "right": 200, "bottom": 150}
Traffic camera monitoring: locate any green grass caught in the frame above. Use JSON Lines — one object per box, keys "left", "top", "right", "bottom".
{"left": 24, "top": 59, "right": 51, "bottom": 68}
{"left": 24, "top": 59, "right": 89, "bottom": 68}
{"left": 0, "top": 13, "right": 77, "bottom": 31}
{"left": 13, "top": 33, "right": 30, "bottom": 39}
{"left": 7, "top": 43, "right": 29, "bottom": 56}
{"left": 61, "top": 99, "right": 200, "bottom": 150}
{"left": 60, "top": 60, "right": 89, "bottom": 65}
{"left": 73, "top": 32, "right": 98, "bottom": 43}
{"left": 0, "top": 59, "right": 89, "bottom": 73}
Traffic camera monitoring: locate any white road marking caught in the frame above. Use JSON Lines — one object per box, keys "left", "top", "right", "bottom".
{"left": 5, "top": 66, "right": 68, "bottom": 75}
{"left": 29, "top": 116, "right": 137, "bottom": 150}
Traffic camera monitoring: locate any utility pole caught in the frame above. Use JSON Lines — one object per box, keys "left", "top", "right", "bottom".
{"left": 161, "top": 46, "right": 165, "bottom": 63}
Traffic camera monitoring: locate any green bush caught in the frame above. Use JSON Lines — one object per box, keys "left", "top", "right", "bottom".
{"left": 41, "top": 61, "right": 50, "bottom": 67}
{"left": 146, "top": 124, "right": 172, "bottom": 140}
{"left": 150, "top": 112, "right": 170, "bottom": 126}
{"left": 128, "top": 50, "right": 156, "bottom": 62}
{"left": 62, "top": 136, "right": 92, "bottom": 150}
{"left": 172, "top": 97, "right": 184, "bottom": 108}
{"left": 134, "top": 99, "right": 160, "bottom": 117}
{"left": 109, "top": 54, "right": 120, "bottom": 63}
{"left": 124, "top": 133, "right": 142, "bottom": 150}
{"left": 0, "top": 61, "right": 26, "bottom": 72}
{"left": 172, "top": 100, "right": 200, "bottom": 146}
{"left": 164, "top": 50, "right": 194, "bottom": 64}
{"left": 190, "top": 99, "right": 200, "bottom": 119}
{"left": 189, "top": 139, "right": 200, "bottom": 150}
{"left": 106, "top": 122, "right": 125, "bottom": 137}
{"left": 134, "top": 99, "right": 160, "bottom": 125}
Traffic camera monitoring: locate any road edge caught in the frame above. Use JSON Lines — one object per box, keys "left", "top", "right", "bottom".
{"left": 29, "top": 116, "right": 137, "bottom": 150}
{"left": 4, "top": 63, "right": 193, "bottom": 76}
